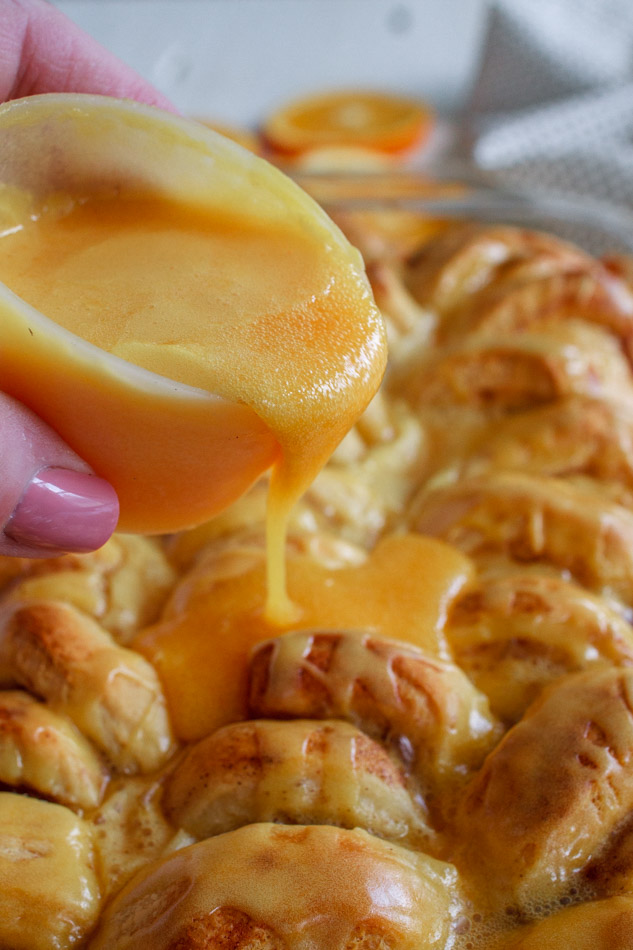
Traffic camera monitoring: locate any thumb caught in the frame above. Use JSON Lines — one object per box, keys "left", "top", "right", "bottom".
{"left": 0, "top": 393, "right": 119, "bottom": 557}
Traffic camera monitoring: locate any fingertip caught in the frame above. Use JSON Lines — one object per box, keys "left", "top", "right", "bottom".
{"left": 0, "top": 393, "right": 120, "bottom": 558}
{"left": 3, "top": 467, "right": 119, "bottom": 557}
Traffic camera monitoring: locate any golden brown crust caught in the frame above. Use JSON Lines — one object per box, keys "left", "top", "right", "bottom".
{"left": 408, "top": 470, "right": 633, "bottom": 608}
{"left": 452, "top": 396, "right": 633, "bottom": 507}
{"left": 0, "top": 792, "right": 101, "bottom": 950}
{"left": 165, "top": 907, "right": 284, "bottom": 950}
{"left": 401, "top": 223, "right": 633, "bottom": 352}
{"left": 163, "top": 718, "right": 433, "bottom": 847}
{"left": 0, "top": 601, "right": 174, "bottom": 771}
{"left": 497, "top": 895, "right": 633, "bottom": 949}
{"left": 88, "top": 824, "right": 459, "bottom": 950}
{"left": 0, "top": 688, "right": 107, "bottom": 809}
{"left": 583, "top": 811, "right": 633, "bottom": 898}
{"left": 248, "top": 630, "right": 500, "bottom": 800}
{"left": 436, "top": 256, "right": 633, "bottom": 348}
{"left": 403, "top": 224, "right": 591, "bottom": 311}
{"left": 456, "top": 668, "right": 633, "bottom": 908}
{"left": 398, "top": 321, "right": 633, "bottom": 414}
{"left": 447, "top": 571, "right": 633, "bottom": 724}
{"left": 0, "top": 535, "right": 175, "bottom": 643}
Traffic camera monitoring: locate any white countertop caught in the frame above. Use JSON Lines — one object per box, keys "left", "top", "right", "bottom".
{"left": 52, "top": 0, "right": 488, "bottom": 125}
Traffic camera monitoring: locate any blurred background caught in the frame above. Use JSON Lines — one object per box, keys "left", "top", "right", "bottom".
{"left": 51, "top": 0, "right": 487, "bottom": 124}
{"left": 50, "top": 0, "right": 633, "bottom": 250}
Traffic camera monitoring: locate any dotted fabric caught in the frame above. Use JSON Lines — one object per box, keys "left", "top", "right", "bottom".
{"left": 462, "top": 0, "right": 633, "bottom": 215}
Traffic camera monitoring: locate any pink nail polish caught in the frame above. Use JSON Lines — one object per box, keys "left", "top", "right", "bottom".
{"left": 5, "top": 468, "right": 119, "bottom": 553}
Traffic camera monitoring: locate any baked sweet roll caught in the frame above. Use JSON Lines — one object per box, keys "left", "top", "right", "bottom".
{"left": 0, "top": 792, "right": 101, "bottom": 950}
{"left": 456, "top": 667, "right": 633, "bottom": 909}
{"left": 408, "top": 470, "right": 633, "bottom": 611}
{"left": 249, "top": 630, "right": 500, "bottom": 806}
{"left": 88, "top": 824, "right": 460, "bottom": 950}
{"left": 0, "top": 600, "right": 174, "bottom": 773}
{"left": 92, "top": 772, "right": 190, "bottom": 901}
{"left": 163, "top": 718, "right": 434, "bottom": 847}
{"left": 446, "top": 395, "right": 633, "bottom": 508}
{"left": 392, "top": 223, "right": 633, "bottom": 351}
{"left": 366, "top": 256, "right": 437, "bottom": 371}
{"left": 0, "top": 533, "right": 176, "bottom": 644}
{"left": 0, "top": 578, "right": 177, "bottom": 944}
{"left": 164, "top": 391, "right": 426, "bottom": 570}
{"left": 447, "top": 571, "right": 633, "bottom": 725}
{"left": 398, "top": 320, "right": 633, "bottom": 415}
{"left": 0, "top": 689, "right": 107, "bottom": 810}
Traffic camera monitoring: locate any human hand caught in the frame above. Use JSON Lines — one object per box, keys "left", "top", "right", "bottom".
{"left": 0, "top": 0, "right": 174, "bottom": 107}
{"left": 0, "top": 0, "right": 176, "bottom": 557}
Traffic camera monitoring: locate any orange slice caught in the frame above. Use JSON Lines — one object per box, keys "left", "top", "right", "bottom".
{"left": 263, "top": 89, "right": 433, "bottom": 155}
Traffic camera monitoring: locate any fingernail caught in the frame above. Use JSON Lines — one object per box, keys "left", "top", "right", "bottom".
{"left": 5, "top": 467, "right": 119, "bottom": 553}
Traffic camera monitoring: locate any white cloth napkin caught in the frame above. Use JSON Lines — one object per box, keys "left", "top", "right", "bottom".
{"left": 461, "top": 0, "right": 633, "bottom": 208}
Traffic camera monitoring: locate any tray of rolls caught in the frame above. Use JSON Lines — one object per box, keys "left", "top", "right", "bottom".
{"left": 3, "top": 151, "right": 633, "bottom": 950}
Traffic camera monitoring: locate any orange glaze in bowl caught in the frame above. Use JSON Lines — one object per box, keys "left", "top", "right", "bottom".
{"left": 0, "top": 94, "right": 387, "bottom": 620}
